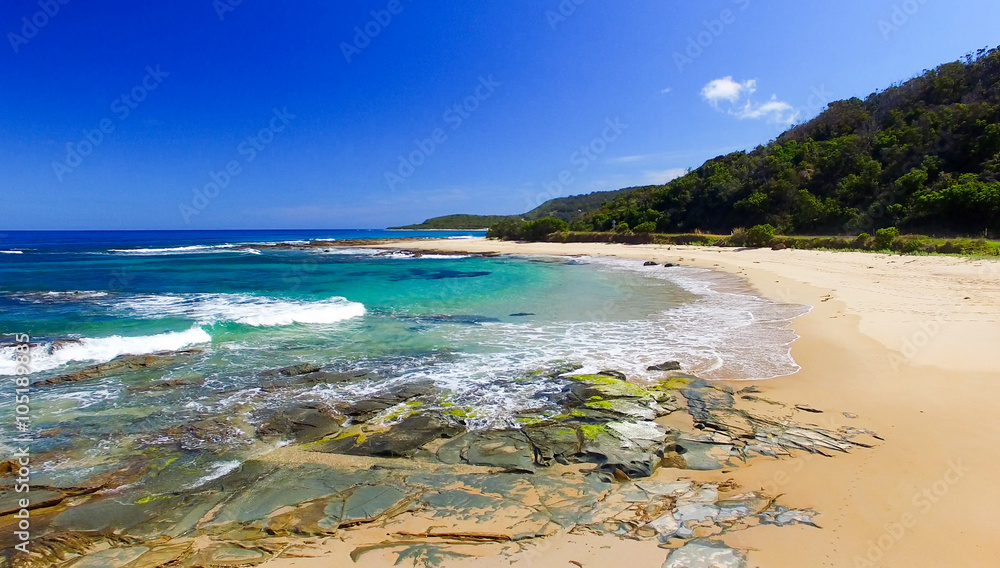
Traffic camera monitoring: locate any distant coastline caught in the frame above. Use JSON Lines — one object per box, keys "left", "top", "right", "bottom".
{"left": 385, "top": 227, "right": 489, "bottom": 231}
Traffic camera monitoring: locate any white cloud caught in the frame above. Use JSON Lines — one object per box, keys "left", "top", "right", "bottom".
{"left": 701, "top": 76, "right": 756, "bottom": 107}
{"left": 701, "top": 77, "right": 799, "bottom": 126}
{"left": 643, "top": 168, "right": 688, "bottom": 185}
{"left": 660, "top": 87, "right": 672, "bottom": 94}
{"left": 609, "top": 154, "right": 647, "bottom": 164}
{"left": 733, "top": 95, "right": 798, "bottom": 124}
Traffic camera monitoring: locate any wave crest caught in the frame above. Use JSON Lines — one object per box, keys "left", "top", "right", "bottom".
{"left": 0, "top": 327, "right": 211, "bottom": 376}
{"left": 113, "top": 293, "right": 367, "bottom": 327}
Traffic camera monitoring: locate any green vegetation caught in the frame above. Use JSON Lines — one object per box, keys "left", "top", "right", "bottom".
{"left": 391, "top": 188, "right": 632, "bottom": 229}
{"left": 577, "top": 47, "right": 1000, "bottom": 238}
{"left": 486, "top": 217, "right": 569, "bottom": 240}
{"left": 486, "top": 47, "right": 1000, "bottom": 249}
{"left": 389, "top": 214, "right": 512, "bottom": 230}
{"left": 536, "top": 230, "right": 1000, "bottom": 256}
{"left": 873, "top": 227, "right": 900, "bottom": 250}
{"left": 579, "top": 423, "right": 610, "bottom": 440}
{"left": 744, "top": 224, "right": 776, "bottom": 247}
{"left": 633, "top": 221, "right": 657, "bottom": 233}
{"left": 523, "top": 188, "right": 633, "bottom": 221}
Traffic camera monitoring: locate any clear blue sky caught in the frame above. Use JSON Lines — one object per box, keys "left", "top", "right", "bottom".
{"left": 2, "top": 0, "right": 998, "bottom": 230}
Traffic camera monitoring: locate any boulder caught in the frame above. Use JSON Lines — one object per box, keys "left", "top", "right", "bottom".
{"left": 34, "top": 350, "right": 203, "bottom": 386}
{"left": 462, "top": 430, "right": 536, "bottom": 472}
{"left": 647, "top": 361, "right": 682, "bottom": 372}
{"left": 436, "top": 430, "right": 536, "bottom": 471}
{"left": 313, "top": 414, "right": 462, "bottom": 458}
{"left": 337, "top": 381, "right": 438, "bottom": 422}
{"left": 579, "top": 424, "right": 662, "bottom": 479}
{"left": 260, "top": 363, "right": 322, "bottom": 378}
{"left": 522, "top": 423, "right": 582, "bottom": 466}
{"left": 257, "top": 404, "right": 342, "bottom": 443}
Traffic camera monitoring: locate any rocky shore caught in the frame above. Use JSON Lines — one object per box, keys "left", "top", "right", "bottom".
{"left": 1, "top": 354, "right": 877, "bottom": 567}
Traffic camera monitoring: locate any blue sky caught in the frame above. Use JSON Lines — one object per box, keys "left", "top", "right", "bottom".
{"left": 2, "top": 0, "right": 999, "bottom": 230}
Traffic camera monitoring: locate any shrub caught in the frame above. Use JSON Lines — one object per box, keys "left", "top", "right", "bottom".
{"left": 729, "top": 227, "right": 747, "bottom": 246}
{"left": 855, "top": 232, "right": 872, "bottom": 248}
{"left": 522, "top": 217, "right": 569, "bottom": 241}
{"left": 897, "top": 236, "right": 931, "bottom": 253}
{"left": 487, "top": 219, "right": 526, "bottom": 240}
{"left": 873, "top": 226, "right": 899, "bottom": 250}
{"left": 744, "top": 224, "right": 776, "bottom": 247}
{"left": 633, "top": 222, "right": 656, "bottom": 234}
{"left": 613, "top": 222, "right": 631, "bottom": 234}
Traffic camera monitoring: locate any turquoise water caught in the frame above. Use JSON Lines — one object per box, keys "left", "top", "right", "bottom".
{"left": 0, "top": 231, "right": 807, "bottom": 484}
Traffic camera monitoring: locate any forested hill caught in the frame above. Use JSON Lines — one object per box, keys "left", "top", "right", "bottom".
{"left": 579, "top": 46, "right": 1000, "bottom": 237}
{"left": 389, "top": 187, "right": 632, "bottom": 229}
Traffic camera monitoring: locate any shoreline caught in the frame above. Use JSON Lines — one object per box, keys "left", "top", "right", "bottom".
{"left": 354, "top": 237, "right": 1000, "bottom": 567}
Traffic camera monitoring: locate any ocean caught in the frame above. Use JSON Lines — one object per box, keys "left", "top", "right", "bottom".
{"left": 0, "top": 230, "right": 807, "bottom": 486}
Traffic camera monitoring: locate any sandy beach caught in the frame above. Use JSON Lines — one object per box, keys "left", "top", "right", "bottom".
{"left": 301, "top": 237, "right": 1000, "bottom": 568}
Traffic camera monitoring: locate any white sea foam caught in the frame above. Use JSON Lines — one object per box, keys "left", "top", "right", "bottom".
{"left": 315, "top": 247, "right": 386, "bottom": 256}
{"left": 112, "top": 293, "right": 367, "bottom": 327}
{"left": 108, "top": 244, "right": 252, "bottom": 255}
{"left": 415, "top": 254, "right": 473, "bottom": 259}
{"left": 359, "top": 258, "right": 809, "bottom": 428}
{"left": 184, "top": 460, "right": 242, "bottom": 489}
{"left": 0, "top": 250, "right": 24, "bottom": 254}
{"left": 0, "top": 327, "right": 212, "bottom": 376}
{"left": 11, "top": 290, "right": 110, "bottom": 303}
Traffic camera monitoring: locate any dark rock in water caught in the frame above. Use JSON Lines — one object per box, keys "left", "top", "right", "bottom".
{"left": 260, "top": 363, "right": 322, "bottom": 378}
{"left": 338, "top": 381, "right": 438, "bottom": 422}
{"left": 508, "top": 312, "right": 535, "bottom": 317}
{"left": 401, "top": 314, "right": 501, "bottom": 325}
{"left": 263, "top": 370, "right": 372, "bottom": 391}
{"left": 137, "top": 419, "right": 248, "bottom": 453}
{"left": 643, "top": 261, "right": 659, "bottom": 266}
{"left": 388, "top": 268, "right": 492, "bottom": 282}
{"left": 597, "top": 370, "right": 628, "bottom": 380}
{"left": 315, "top": 414, "right": 462, "bottom": 458}
{"left": 647, "top": 361, "right": 682, "bottom": 372}
{"left": 34, "top": 350, "right": 203, "bottom": 386}
{"left": 128, "top": 377, "right": 206, "bottom": 394}
{"left": 258, "top": 404, "right": 342, "bottom": 443}
{"left": 566, "top": 375, "right": 664, "bottom": 414}
{"left": 50, "top": 338, "right": 85, "bottom": 353}
{"left": 524, "top": 361, "right": 583, "bottom": 380}
{"left": 664, "top": 263, "right": 678, "bottom": 267}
